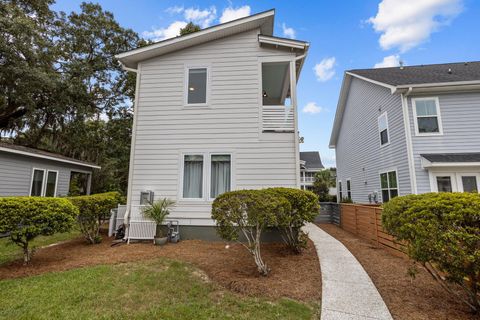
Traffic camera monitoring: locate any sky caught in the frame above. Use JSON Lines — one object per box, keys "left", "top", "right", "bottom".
{"left": 53, "top": 0, "right": 480, "bottom": 167}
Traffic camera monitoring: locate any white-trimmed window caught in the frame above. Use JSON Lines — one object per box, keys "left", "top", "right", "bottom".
{"left": 185, "top": 66, "right": 209, "bottom": 106}
{"left": 378, "top": 113, "right": 389, "bottom": 146}
{"left": 346, "top": 179, "right": 352, "bottom": 200}
{"left": 210, "top": 154, "right": 231, "bottom": 198}
{"left": 338, "top": 181, "right": 343, "bottom": 201}
{"left": 412, "top": 97, "right": 443, "bottom": 135}
{"left": 182, "top": 155, "right": 204, "bottom": 199}
{"left": 380, "top": 170, "right": 398, "bottom": 203}
{"left": 30, "top": 169, "right": 58, "bottom": 197}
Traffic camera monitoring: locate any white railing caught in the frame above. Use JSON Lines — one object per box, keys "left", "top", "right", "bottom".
{"left": 301, "top": 177, "right": 315, "bottom": 183}
{"left": 262, "top": 105, "right": 294, "bottom": 132}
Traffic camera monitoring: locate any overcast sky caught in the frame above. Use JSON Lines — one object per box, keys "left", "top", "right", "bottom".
{"left": 54, "top": 0, "right": 480, "bottom": 167}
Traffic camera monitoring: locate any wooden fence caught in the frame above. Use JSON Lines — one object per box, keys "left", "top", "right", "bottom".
{"left": 340, "top": 204, "right": 407, "bottom": 258}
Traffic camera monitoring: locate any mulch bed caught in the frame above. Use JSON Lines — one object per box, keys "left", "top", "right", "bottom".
{"left": 0, "top": 232, "right": 321, "bottom": 303}
{"left": 318, "top": 223, "right": 478, "bottom": 320}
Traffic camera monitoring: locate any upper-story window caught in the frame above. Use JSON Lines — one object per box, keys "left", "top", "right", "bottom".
{"left": 378, "top": 113, "right": 389, "bottom": 146}
{"left": 412, "top": 97, "right": 443, "bottom": 135}
{"left": 185, "top": 67, "right": 208, "bottom": 106}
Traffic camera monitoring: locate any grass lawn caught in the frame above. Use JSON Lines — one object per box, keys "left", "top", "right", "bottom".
{"left": 0, "top": 229, "right": 81, "bottom": 265}
{"left": 0, "top": 258, "right": 315, "bottom": 320}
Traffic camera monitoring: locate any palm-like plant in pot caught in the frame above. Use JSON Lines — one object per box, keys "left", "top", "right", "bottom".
{"left": 142, "top": 198, "right": 175, "bottom": 245}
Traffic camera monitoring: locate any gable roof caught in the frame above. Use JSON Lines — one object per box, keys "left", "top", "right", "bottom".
{"left": 116, "top": 9, "right": 276, "bottom": 69}
{"left": 349, "top": 61, "right": 480, "bottom": 87}
{"left": 0, "top": 142, "right": 101, "bottom": 169}
{"left": 300, "top": 151, "right": 324, "bottom": 170}
{"left": 330, "top": 61, "right": 480, "bottom": 148}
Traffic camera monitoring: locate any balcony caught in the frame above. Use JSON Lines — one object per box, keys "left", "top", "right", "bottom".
{"left": 262, "top": 106, "right": 294, "bottom": 132}
{"left": 301, "top": 176, "right": 315, "bottom": 183}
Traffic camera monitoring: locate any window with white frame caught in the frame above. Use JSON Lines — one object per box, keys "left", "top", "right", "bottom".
{"left": 186, "top": 67, "right": 208, "bottom": 105}
{"left": 380, "top": 170, "right": 398, "bottom": 202}
{"left": 338, "top": 181, "right": 343, "bottom": 200}
{"left": 210, "top": 154, "right": 231, "bottom": 198}
{"left": 346, "top": 179, "right": 352, "bottom": 200}
{"left": 378, "top": 113, "right": 389, "bottom": 145}
{"left": 30, "top": 169, "right": 58, "bottom": 197}
{"left": 183, "top": 155, "right": 204, "bottom": 198}
{"left": 413, "top": 98, "right": 442, "bottom": 134}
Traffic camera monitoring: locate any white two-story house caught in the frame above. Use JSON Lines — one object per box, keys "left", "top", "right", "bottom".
{"left": 116, "top": 10, "right": 309, "bottom": 239}
{"left": 330, "top": 61, "right": 480, "bottom": 203}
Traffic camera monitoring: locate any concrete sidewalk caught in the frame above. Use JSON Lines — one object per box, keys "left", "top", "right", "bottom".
{"left": 303, "top": 223, "right": 393, "bottom": 320}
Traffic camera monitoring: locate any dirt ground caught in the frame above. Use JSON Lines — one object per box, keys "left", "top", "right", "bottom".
{"left": 318, "top": 224, "right": 478, "bottom": 320}
{"left": 0, "top": 232, "right": 321, "bottom": 303}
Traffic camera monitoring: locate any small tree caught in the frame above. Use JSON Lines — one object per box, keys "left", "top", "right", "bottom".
{"left": 383, "top": 193, "right": 480, "bottom": 313}
{"left": 0, "top": 197, "right": 78, "bottom": 264}
{"left": 266, "top": 188, "right": 319, "bottom": 253}
{"left": 142, "top": 198, "right": 175, "bottom": 237}
{"left": 212, "top": 190, "right": 289, "bottom": 276}
{"left": 180, "top": 22, "right": 201, "bottom": 36}
{"left": 312, "top": 170, "right": 331, "bottom": 201}
{"left": 68, "top": 192, "right": 122, "bottom": 244}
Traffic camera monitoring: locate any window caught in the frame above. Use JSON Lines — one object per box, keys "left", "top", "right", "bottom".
{"left": 378, "top": 113, "right": 389, "bottom": 145}
{"left": 30, "top": 169, "right": 45, "bottom": 196}
{"left": 461, "top": 176, "right": 478, "bottom": 193}
{"left": 183, "top": 155, "right": 204, "bottom": 198}
{"left": 45, "top": 171, "right": 58, "bottom": 197}
{"left": 186, "top": 67, "right": 208, "bottom": 105}
{"left": 30, "top": 169, "right": 57, "bottom": 197}
{"left": 380, "top": 170, "right": 398, "bottom": 202}
{"left": 413, "top": 98, "right": 442, "bottom": 134}
{"left": 210, "top": 155, "right": 231, "bottom": 198}
{"left": 436, "top": 176, "right": 453, "bottom": 192}
{"left": 338, "top": 181, "right": 343, "bottom": 200}
{"left": 346, "top": 179, "right": 352, "bottom": 200}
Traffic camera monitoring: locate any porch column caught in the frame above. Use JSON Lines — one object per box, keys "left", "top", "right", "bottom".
{"left": 86, "top": 173, "right": 92, "bottom": 195}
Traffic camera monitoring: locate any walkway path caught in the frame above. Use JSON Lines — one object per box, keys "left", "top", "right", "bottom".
{"left": 303, "top": 223, "right": 393, "bottom": 320}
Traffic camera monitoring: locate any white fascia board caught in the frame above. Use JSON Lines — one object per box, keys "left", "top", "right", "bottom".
{"left": 422, "top": 159, "right": 480, "bottom": 168}
{"left": 0, "top": 147, "right": 101, "bottom": 169}
{"left": 345, "top": 72, "right": 397, "bottom": 93}
{"left": 329, "top": 74, "right": 352, "bottom": 148}
{"left": 258, "top": 35, "right": 308, "bottom": 50}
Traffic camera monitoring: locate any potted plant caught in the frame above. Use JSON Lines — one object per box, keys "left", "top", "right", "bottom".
{"left": 142, "top": 198, "right": 175, "bottom": 245}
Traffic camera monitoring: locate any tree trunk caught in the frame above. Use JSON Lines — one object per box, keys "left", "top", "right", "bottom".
{"left": 22, "top": 243, "right": 31, "bottom": 265}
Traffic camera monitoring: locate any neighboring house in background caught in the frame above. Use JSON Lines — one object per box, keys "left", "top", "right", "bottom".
{"left": 115, "top": 10, "right": 309, "bottom": 240}
{"left": 330, "top": 61, "right": 480, "bottom": 203}
{"left": 300, "top": 151, "right": 324, "bottom": 191}
{"left": 0, "top": 142, "right": 100, "bottom": 197}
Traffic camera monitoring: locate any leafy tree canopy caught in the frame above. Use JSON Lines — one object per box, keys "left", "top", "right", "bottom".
{"left": 180, "top": 22, "right": 201, "bottom": 36}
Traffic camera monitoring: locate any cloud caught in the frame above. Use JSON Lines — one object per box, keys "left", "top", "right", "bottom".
{"left": 165, "top": 6, "right": 184, "bottom": 14}
{"left": 282, "top": 23, "right": 296, "bottom": 39}
{"left": 143, "top": 21, "right": 188, "bottom": 41}
{"left": 184, "top": 6, "right": 217, "bottom": 28}
{"left": 219, "top": 6, "right": 251, "bottom": 23}
{"left": 368, "top": 0, "right": 463, "bottom": 52}
{"left": 374, "top": 55, "right": 401, "bottom": 68}
{"left": 313, "top": 57, "right": 336, "bottom": 82}
{"left": 302, "top": 102, "right": 325, "bottom": 114}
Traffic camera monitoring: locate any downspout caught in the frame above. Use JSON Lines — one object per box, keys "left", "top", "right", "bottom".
{"left": 123, "top": 64, "right": 141, "bottom": 241}
{"left": 401, "top": 87, "right": 417, "bottom": 194}
{"left": 291, "top": 58, "right": 301, "bottom": 188}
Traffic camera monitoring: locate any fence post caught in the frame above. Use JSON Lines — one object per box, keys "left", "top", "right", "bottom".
{"left": 373, "top": 207, "right": 380, "bottom": 246}
{"left": 354, "top": 205, "right": 358, "bottom": 235}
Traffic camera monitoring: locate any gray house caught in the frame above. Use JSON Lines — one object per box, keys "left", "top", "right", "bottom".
{"left": 330, "top": 61, "right": 480, "bottom": 203}
{"left": 300, "top": 151, "right": 324, "bottom": 191}
{"left": 0, "top": 142, "right": 100, "bottom": 197}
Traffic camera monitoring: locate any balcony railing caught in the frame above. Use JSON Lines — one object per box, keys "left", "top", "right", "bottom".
{"left": 262, "top": 105, "right": 294, "bottom": 132}
{"left": 301, "top": 176, "right": 315, "bottom": 183}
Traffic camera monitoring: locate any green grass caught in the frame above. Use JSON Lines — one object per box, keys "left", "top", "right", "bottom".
{"left": 0, "top": 229, "right": 81, "bottom": 265}
{"left": 0, "top": 259, "right": 316, "bottom": 320}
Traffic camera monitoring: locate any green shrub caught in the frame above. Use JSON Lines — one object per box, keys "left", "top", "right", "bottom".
{"left": 0, "top": 197, "right": 78, "bottom": 264}
{"left": 265, "top": 188, "right": 319, "bottom": 253}
{"left": 211, "top": 190, "right": 290, "bottom": 276}
{"left": 68, "top": 192, "right": 122, "bottom": 244}
{"left": 382, "top": 193, "right": 480, "bottom": 313}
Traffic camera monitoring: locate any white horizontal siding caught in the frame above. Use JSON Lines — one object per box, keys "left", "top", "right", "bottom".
{"left": 130, "top": 29, "right": 297, "bottom": 224}
{"left": 335, "top": 78, "right": 411, "bottom": 203}
{"left": 408, "top": 92, "right": 480, "bottom": 193}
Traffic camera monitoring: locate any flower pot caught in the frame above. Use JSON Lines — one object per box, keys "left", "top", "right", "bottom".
{"left": 154, "top": 237, "right": 168, "bottom": 245}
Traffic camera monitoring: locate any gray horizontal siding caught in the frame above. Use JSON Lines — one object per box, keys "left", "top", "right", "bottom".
{"left": 408, "top": 92, "right": 480, "bottom": 193}
{"left": 130, "top": 29, "right": 298, "bottom": 224}
{"left": 0, "top": 151, "right": 92, "bottom": 197}
{"left": 335, "top": 78, "right": 411, "bottom": 203}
